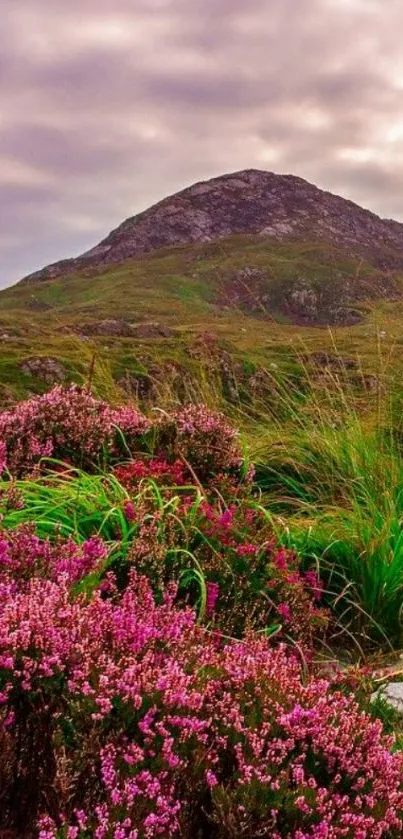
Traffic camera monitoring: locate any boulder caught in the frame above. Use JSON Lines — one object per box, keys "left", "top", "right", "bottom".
{"left": 20, "top": 357, "right": 66, "bottom": 385}
{"left": 371, "top": 682, "right": 403, "bottom": 714}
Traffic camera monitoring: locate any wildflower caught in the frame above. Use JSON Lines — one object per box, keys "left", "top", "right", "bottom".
{"left": 277, "top": 602, "right": 292, "bottom": 622}
{"left": 124, "top": 500, "right": 136, "bottom": 522}
{"left": 206, "top": 582, "right": 220, "bottom": 617}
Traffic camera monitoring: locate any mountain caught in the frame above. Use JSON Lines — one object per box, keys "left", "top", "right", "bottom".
{"left": 2, "top": 168, "right": 403, "bottom": 408}
{"left": 21, "top": 169, "right": 403, "bottom": 283}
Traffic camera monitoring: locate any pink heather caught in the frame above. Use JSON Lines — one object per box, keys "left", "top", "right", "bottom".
{"left": 0, "top": 568, "right": 402, "bottom": 837}
{"left": 0, "top": 384, "right": 150, "bottom": 476}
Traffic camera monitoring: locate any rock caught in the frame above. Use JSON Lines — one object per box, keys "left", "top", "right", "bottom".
{"left": 119, "top": 359, "right": 184, "bottom": 400}
{"left": 20, "top": 357, "right": 66, "bottom": 384}
{"left": 79, "top": 319, "right": 136, "bottom": 337}
{"left": 131, "top": 323, "right": 174, "bottom": 339}
{"left": 28, "top": 298, "right": 52, "bottom": 311}
{"left": 218, "top": 267, "right": 269, "bottom": 314}
{"left": 79, "top": 320, "right": 174, "bottom": 340}
{"left": 371, "top": 682, "right": 403, "bottom": 714}
{"left": 288, "top": 281, "right": 319, "bottom": 321}
{"left": 21, "top": 168, "right": 403, "bottom": 284}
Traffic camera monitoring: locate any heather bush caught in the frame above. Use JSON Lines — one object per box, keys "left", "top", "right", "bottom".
{"left": 156, "top": 404, "right": 250, "bottom": 485}
{"left": 0, "top": 468, "right": 326, "bottom": 642}
{"left": 1, "top": 572, "right": 402, "bottom": 838}
{"left": 0, "top": 440, "right": 6, "bottom": 475}
{"left": 114, "top": 457, "right": 187, "bottom": 489}
{"left": 0, "top": 525, "right": 109, "bottom": 592}
{"left": 0, "top": 385, "right": 150, "bottom": 476}
{"left": 110, "top": 488, "right": 327, "bottom": 641}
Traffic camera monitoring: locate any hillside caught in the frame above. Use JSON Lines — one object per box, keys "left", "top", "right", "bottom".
{"left": 2, "top": 169, "right": 403, "bottom": 405}
{"left": 19, "top": 169, "right": 403, "bottom": 282}
{"left": 4, "top": 171, "right": 403, "bottom": 835}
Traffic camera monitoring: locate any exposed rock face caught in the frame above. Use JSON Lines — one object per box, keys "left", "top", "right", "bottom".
{"left": 79, "top": 319, "right": 136, "bottom": 338}
{"left": 371, "top": 683, "right": 403, "bottom": 715}
{"left": 20, "top": 357, "right": 66, "bottom": 384}
{"left": 219, "top": 264, "right": 400, "bottom": 326}
{"left": 131, "top": 323, "right": 174, "bottom": 339}
{"left": 21, "top": 169, "right": 403, "bottom": 283}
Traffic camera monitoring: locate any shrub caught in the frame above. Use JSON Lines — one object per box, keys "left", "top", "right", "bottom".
{"left": 1, "top": 572, "right": 402, "bottom": 837}
{"left": 0, "top": 385, "right": 150, "bottom": 476}
{"left": 156, "top": 404, "right": 249, "bottom": 484}
{"left": 0, "top": 441, "right": 6, "bottom": 475}
{"left": 0, "top": 525, "right": 109, "bottom": 591}
{"left": 122, "top": 494, "right": 327, "bottom": 641}
{"left": 0, "top": 469, "right": 326, "bottom": 643}
{"left": 114, "top": 457, "right": 187, "bottom": 489}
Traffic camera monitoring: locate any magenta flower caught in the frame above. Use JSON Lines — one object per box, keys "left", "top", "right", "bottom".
{"left": 206, "top": 582, "right": 220, "bottom": 617}
{"left": 124, "top": 500, "right": 136, "bottom": 523}
{"left": 277, "top": 602, "right": 292, "bottom": 622}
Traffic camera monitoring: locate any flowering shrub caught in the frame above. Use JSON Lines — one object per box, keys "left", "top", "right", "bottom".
{"left": 156, "top": 404, "right": 249, "bottom": 484}
{"left": 0, "top": 385, "right": 150, "bottom": 476}
{"left": 114, "top": 457, "right": 186, "bottom": 489}
{"left": 0, "top": 525, "right": 108, "bottom": 592}
{"left": 0, "top": 440, "right": 6, "bottom": 475}
{"left": 0, "top": 572, "right": 402, "bottom": 838}
{"left": 122, "top": 495, "right": 327, "bottom": 641}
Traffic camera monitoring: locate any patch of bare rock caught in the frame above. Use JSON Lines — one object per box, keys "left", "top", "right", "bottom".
{"left": 21, "top": 169, "right": 403, "bottom": 284}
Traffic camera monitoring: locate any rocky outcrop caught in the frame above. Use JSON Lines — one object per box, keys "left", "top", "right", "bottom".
{"left": 20, "top": 357, "right": 66, "bottom": 385}
{"left": 79, "top": 319, "right": 136, "bottom": 338}
{"left": 20, "top": 169, "right": 403, "bottom": 284}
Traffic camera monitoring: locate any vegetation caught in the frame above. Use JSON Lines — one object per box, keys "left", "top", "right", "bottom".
{"left": 0, "top": 234, "right": 403, "bottom": 408}
{"left": 3, "top": 235, "right": 403, "bottom": 834}
{"left": 1, "top": 379, "right": 403, "bottom": 836}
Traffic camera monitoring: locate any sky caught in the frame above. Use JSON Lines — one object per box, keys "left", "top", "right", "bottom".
{"left": 2, "top": 0, "right": 403, "bottom": 288}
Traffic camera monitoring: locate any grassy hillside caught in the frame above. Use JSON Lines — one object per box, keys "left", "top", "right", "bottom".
{"left": 4, "top": 238, "right": 403, "bottom": 833}
{"left": 1, "top": 235, "right": 403, "bottom": 410}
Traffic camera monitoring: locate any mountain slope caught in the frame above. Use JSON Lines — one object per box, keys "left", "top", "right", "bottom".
{"left": 21, "top": 169, "right": 403, "bottom": 283}
{"left": 2, "top": 169, "right": 403, "bottom": 407}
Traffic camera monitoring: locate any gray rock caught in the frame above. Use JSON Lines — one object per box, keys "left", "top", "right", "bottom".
{"left": 371, "top": 682, "right": 403, "bottom": 714}
{"left": 20, "top": 356, "right": 66, "bottom": 384}
{"left": 131, "top": 323, "right": 174, "bottom": 339}
{"left": 20, "top": 168, "right": 403, "bottom": 284}
{"left": 79, "top": 319, "right": 136, "bottom": 337}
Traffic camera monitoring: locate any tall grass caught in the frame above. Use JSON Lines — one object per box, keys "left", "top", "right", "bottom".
{"left": 5, "top": 331, "right": 403, "bottom": 650}
{"left": 1, "top": 466, "right": 131, "bottom": 540}
{"left": 247, "top": 342, "right": 403, "bottom": 648}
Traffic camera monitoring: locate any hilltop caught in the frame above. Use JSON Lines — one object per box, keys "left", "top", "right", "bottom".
{"left": 20, "top": 168, "right": 403, "bottom": 283}
{"left": 2, "top": 169, "right": 403, "bottom": 405}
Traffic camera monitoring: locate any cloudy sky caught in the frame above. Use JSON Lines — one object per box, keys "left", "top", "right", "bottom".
{"left": 2, "top": 0, "right": 403, "bottom": 287}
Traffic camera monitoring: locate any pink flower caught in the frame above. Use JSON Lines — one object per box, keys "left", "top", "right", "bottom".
{"left": 124, "top": 501, "right": 136, "bottom": 523}
{"left": 206, "top": 582, "right": 220, "bottom": 617}
{"left": 277, "top": 602, "right": 292, "bottom": 622}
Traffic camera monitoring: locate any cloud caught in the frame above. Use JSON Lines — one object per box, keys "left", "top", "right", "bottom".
{"left": 2, "top": 0, "right": 403, "bottom": 286}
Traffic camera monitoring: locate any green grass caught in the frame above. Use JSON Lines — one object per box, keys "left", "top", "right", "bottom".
{"left": 4, "top": 234, "right": 403, "bottom": 652}
{"left": 247, "top": 365, "right": 403, "bottom": 648}
{"left": 1, "top": 233, "right": 403, "bottom": 408}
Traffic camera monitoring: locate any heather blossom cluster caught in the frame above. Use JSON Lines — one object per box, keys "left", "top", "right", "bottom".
{"left": 0, "top": 440, "right": 6, "bottom": 475}
{"left": 1, "top": 572, "right": 403, "bottom": 838}
{"left": 114, "top": 457, "right": 186, "bottom": 489}
{"left": 157, "top": 403, "right": 248, "bottom": 483}
{"left": 1, "top": 385, "right": 402, "bottom": 837}
{"left": 0, "top": 525, "right": 108, "bottom": 593}
{"left": 0, "top": 389, "right": 251, "bottom": 491}
{"left": 0, "top": 385, "right": 150, "bottom": 476}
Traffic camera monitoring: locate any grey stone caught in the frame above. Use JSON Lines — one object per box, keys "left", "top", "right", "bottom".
{"left": 20, "top": 169, "right": 403, "bottom": 284}
{"left": 20, "top": 356, "right": 66, "bottom": 384}
{"left": 371, "top": 682, "right": 403, "bottom": 714}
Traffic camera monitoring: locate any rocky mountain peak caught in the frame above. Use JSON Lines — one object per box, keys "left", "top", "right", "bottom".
{"left": 22, "top": 169, "right": 403, "bottom": 282}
